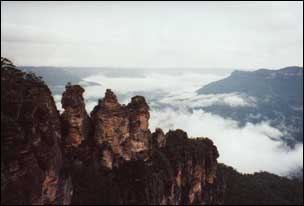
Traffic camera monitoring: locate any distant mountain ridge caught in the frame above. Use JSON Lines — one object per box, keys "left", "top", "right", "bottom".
{"left": 197, "top": 66, "right": 303, "bottom": 145}
{"left": 198, "top": 66, "right": 303, "bottom": 98}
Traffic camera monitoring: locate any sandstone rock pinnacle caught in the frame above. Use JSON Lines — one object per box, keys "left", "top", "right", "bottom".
{"left": 61, "top": 84, "right": 92, "bottom": 147}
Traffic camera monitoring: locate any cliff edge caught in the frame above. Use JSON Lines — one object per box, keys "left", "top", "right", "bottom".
{"left": 1, "top": 58, "right": 223, "bottom": 205}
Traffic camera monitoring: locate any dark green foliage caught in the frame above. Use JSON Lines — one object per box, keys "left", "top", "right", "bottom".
{"left": 219, "top": 164, "right": 303, "bottom": 205}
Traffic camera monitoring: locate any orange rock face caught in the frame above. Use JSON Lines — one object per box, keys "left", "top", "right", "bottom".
{"left": 91, "top": 89, "right": 151, "bottom": 167}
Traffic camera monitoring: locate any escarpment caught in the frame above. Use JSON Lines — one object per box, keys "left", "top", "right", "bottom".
{"left": 1, "top": 58, "right": 73, "bottom": 205}
{"left": 1, "top": 58, "right": 224, "bottom": 205}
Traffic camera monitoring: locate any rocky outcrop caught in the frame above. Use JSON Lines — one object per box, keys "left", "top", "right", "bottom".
{"left": 157, "top": 130, "right": 223, "bottom": 205}
{"left": 1, "top": 57, "right": 224, "bottom": 205}
{"left": 61, "top": 84, "right": 92, "bottom": 147}
{"left": 91, "top": 89, "right": 151, "bottom": 168}
{"left": 70, "top": 90, "right": 223, "bottom": 205}
{"left": 1, "top": 58, "right": 72, "bottom": 205}
{"left": 69, "top": 128, "right": 223, "bottom": 205}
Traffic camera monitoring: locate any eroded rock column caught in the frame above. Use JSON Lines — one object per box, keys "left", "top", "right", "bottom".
{"left": 91, "top": 89, "right": 151, "bottom": 168}
{"left": 61, "top": 84, "right": 91, "bottom": 147}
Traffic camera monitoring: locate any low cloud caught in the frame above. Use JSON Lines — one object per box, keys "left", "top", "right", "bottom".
{"left": 160, "top": 92, "right": 257, "bottom": 108}
{"left": 150, "top": 108, "right": 303, "bottom": 175}
{"left": 83, "top": 70, "right": 227, "bottom": 95}
{"left": 52, "top": 70, "right": 302, "bottom": 176}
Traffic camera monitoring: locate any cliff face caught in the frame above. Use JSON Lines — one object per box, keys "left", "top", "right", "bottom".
{"left": 1, "top": 58, "right": 223, "bottom": 205}
{"left": 90, "top": 89, "right": 151, "bottom": 168}
{"left": 1, "top": 58, "right": 73, "bottom": 205}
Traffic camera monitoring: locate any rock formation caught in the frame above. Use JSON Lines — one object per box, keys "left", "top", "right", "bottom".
{"left": 91, "top": 89, "right": 151, "bottom": 168}
{"left": 61, "top": 84, "right": 92, "bottom": 147}
{"left": 1, "top": 57, "right": 224, "bottom": 205}
{"left": 152, "top": 128, "right": 166, "bottom": 148}
{"left": 1, "top": 58, "right": 72, "bottom": 205}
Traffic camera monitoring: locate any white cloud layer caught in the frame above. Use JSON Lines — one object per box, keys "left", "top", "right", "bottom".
{"left": 160, "top": 92, "right": 257, "bottom": 108}
{"left": 56, "top": 70, "right": 303, "bottom": 176}
{"left": 150, "top": 108, "right": 303, "bottom": 175}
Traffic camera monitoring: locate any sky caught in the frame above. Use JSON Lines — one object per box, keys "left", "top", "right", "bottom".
{"left": 1, "top": 1, "right": 303, "bottom": 69}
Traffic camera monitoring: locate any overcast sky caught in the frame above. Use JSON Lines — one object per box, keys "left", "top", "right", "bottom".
{"left": 1, "top": 1, "right": 303, "bottom": 69}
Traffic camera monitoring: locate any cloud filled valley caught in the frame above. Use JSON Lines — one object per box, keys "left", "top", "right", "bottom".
{"left": 52, "top": 69, "right": 303, "bottom": 176}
